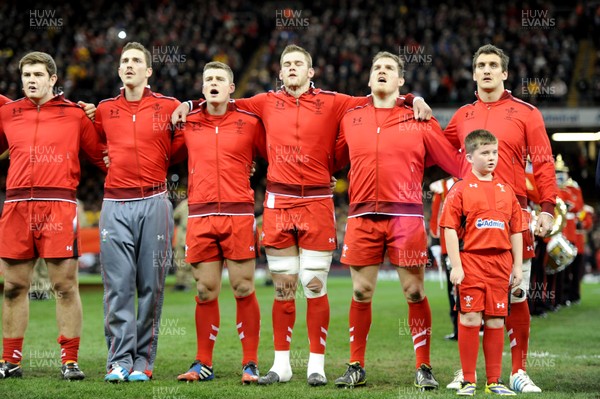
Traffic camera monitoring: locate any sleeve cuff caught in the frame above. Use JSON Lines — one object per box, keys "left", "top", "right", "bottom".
{"left": 540, "top": 202, "right": 555, "bottom": 215}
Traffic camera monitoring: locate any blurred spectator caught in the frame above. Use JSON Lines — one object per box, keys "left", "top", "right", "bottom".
{"left": 0, "top": 0, "right": 590, "bottom": 220}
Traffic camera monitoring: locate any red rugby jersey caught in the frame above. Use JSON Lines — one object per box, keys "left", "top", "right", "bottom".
{"left": 190, "top": 90, "right": 417, "bottom": 208}
{"left": 336, "top": 99, "right": 464, "bottom": 218}
{"left": 0, "top": 94, "right": 106, "bottom": 202}
{"left": 444, "top": 90, "right": 557, "bottom": 214}
{"left": 182, "top": 101, "right": 266, "bottom": 216}
{"left": 96, "top": 87, "right": 183, "bottom": 200}
{"left": 440, "top": 172, "right": 524, "bottom": 252}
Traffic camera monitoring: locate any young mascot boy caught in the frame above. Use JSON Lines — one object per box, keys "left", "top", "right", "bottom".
{"left": 440, "top": 129, "right": 524, "bottom": 396}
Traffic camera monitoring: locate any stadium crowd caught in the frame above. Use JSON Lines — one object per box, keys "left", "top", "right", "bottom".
{"left": 0, "top": 1, "right": 598, "bottom": 303}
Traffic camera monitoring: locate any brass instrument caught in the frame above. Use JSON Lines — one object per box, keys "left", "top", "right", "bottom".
{"left": 531, "top": 196, "right": 577, "bottom": 274}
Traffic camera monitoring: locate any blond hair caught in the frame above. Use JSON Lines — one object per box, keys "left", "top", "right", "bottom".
{"left": 280, "top": 44, "right": 312, "bottom": 68}
{"left": 204, "top": 61, "right": 234, "bottom": 82}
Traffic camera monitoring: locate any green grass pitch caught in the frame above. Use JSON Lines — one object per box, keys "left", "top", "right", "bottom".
{"left": 1, "top": 277, "right": 599, "bottom": 398}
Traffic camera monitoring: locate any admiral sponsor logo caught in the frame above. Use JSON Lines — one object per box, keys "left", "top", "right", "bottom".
{"left": 476, "top": 218, "right": 505, "bottom": 229}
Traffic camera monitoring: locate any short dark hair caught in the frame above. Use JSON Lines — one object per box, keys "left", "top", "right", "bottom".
{"left": 19, "top": 51, "right": 57, "bottom": 76}
{"left": 121, "top": 42, "right": 152, "bottom": 67}
{"left": 472, "top": 44, "right": 509, "bottom": 72}
{"left": 465, "top": 129, "right": 498, "bottom": 154}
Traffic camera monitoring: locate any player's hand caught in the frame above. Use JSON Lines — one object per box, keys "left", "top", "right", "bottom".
{"left": 171, "top": 102, "right": 191, "bottom": 125}
{"left": 103, "top": 149, "right": 110, "bottom": 168}
{"left": 511, "top": 266, "right": 523, "bottom": 289}
{"left": 249, "top": 161, "right": 257, "bottom": 178}
{"left": 78, "top": 101, "right": 96, "bottom": 122}
{"left": 533, "top": 212, "right": 554, "bottom": 237}
{"left": 450, "top": 267, "right": 464, "bottom": 285}
{"left": 330, "top": 176, "right": 337, "bottom": 191}
{"left": 413, "top": 97, "right": 432, "bottom": 121}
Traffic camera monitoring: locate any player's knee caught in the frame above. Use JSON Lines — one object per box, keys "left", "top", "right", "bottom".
{"left": 353, "top": 281, "right": 375, "bottom": 301}
{"left": 404, "top": 286, "right": 424, "bottom": 303}
{"left": 299, "top": 249, "right": 331, "bottom": 298}
{"left": 353, "top": 288, "right": 372, "bottom": 301}
{"left": 485, "top": 317, "right": 504, "bottom": 329}
{"left": 3, "top": 281, "right": 29, "bottom": 301}
{"left": 459, "top": 312, "right": 481, "bottom": 327}
{"left": 232, "top": 280, "right": 253, "bottom": 297}
{"left": 511, "top": 287, "right": 527, "bottom": 303}
{"left": 306, "top": 277, "right": 322, "bottom": 293}
{"left": 196, "top": 282, "right": 218, "bottom": 301}
{"left": 51, "top": 279, "right": 78, "bottom": 299}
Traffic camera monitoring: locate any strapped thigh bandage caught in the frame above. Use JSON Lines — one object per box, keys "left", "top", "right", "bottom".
{"left": 267, "top": 255, "right": 300, "bottom": 275}
{"left": 299, "top": 249, "right": 332, "bottom": 298}
{"left": 511, "top": 259, "right": 531, "bottom": 303}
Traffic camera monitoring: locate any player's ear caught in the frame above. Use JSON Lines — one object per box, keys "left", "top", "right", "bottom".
{"left": 308, "top": 67, "right": 315, "bottom": 79}
{"left": 146, "top": 67, "right": 153, "bottom": 79}
{"left": 229, "top": 82, "right": 235, "bottom": 94}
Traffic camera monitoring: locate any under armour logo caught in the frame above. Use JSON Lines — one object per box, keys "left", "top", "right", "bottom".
{"left": 66, "top": 245, "right": 73, "bottom": 251}
{"left": 469, "top": 183, "right": 478, "bottom": 188}
{"left": 527, "top": 245, "right": 534, "bottom": 251}
{"left": 342, "top": 244, "right": 348, "bottom": 256}
{"left": 496, "top": 302, "right": 505, "bottom": 309}
{"left": 101, "top": 228, "right": 108, "bottom": 242}
{"left": 249, "top": 246, "right": 255, "bottom": 251}
{"left": 157, "top": 235, "right": 165, "bottom": 241}
{"left": 497, "top": 183, "right": 506, "bottom": 192}
{"left": 328, "top": 237, "right": 335, "bottom": 243}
